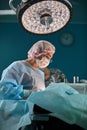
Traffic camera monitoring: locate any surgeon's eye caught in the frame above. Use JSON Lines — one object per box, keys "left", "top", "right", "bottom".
{"left": 46, "top": 55, "right": 51, "bottom": 59}
{"left": 37, "top": 55, "right": 51, "bottom": 60}
{"left": 37, "top": 55, "right": 43, "bottom": 60}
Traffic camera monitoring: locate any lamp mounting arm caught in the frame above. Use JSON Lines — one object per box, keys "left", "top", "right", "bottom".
{"left": 9, "top": 0, "right": 16, "bottom": 12}
{"left": 9, "top": 0, "right": 28, "bottom": 12}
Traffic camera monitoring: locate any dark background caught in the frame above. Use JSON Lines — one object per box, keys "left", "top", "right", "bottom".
{"left": 0, "top": 0, "right": 87, "bottom": 82}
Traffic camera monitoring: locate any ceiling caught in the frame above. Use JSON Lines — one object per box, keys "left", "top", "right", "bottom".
{"left": 0, "top": 0, "right": 87, "bottom": 24}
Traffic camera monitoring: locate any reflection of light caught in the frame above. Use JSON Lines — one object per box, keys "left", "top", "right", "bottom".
{"left": 9, "top": 0, "right": 72, "bottom": 35}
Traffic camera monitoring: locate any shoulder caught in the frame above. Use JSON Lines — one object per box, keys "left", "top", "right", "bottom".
{"left": 8, "top": 60, "right": 25, "bottom": 67}
{"left": 38, "top": 68, "right": 44, "bottom": 75}
{"left": 2, "top": 60, "right": 25, "bottom": 72}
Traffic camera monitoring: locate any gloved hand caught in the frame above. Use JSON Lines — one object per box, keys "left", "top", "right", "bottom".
{"left": 0, "top": 80, "right": 23, "bottom": 100}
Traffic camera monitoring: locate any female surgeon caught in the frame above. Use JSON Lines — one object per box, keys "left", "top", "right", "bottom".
{"left": 0, "top": 40, "right": 55, "bottom": 130}
{"left": 0, "top": 40, "right": 55, "bottom": 98}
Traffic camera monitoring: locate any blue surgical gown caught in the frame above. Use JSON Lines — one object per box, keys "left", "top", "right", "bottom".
{"left": 0, "top": 80, "right": 34, "bottom": 130}
{"left": 0, "top": 60, "right": 45, "bottom": 130}
{"left": 1, "top": 60, "right": 45, "bottom": 90}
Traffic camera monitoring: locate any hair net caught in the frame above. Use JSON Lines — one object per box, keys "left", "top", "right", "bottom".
{"left": 28, "top": 40, "right": 55, "bottom": 60}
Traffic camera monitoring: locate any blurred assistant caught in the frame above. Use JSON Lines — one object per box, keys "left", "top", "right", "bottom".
{"left": 43, "top": 67, "right": 68, "bottom": 87}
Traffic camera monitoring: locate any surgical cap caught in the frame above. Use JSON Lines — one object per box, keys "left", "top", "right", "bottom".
{"left": 28, "top": 40, "right": 55, "bottom": 60}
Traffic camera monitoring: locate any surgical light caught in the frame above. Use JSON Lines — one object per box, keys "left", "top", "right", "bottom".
{"left": 9, "top": 0, "right": 72, "bottom": 34}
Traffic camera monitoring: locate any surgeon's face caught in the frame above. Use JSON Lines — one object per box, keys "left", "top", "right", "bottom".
{"left": 36, "top": 56, "right": 51, "bottom": 69}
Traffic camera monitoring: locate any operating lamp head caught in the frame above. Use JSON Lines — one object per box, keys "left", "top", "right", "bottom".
{"left": 9, "top": 0, "right": 72, "bottom": 34}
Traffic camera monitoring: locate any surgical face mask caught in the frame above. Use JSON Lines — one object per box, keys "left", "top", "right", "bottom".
{"left": 36, "top": 56, "right": 50, "bottom": 69}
